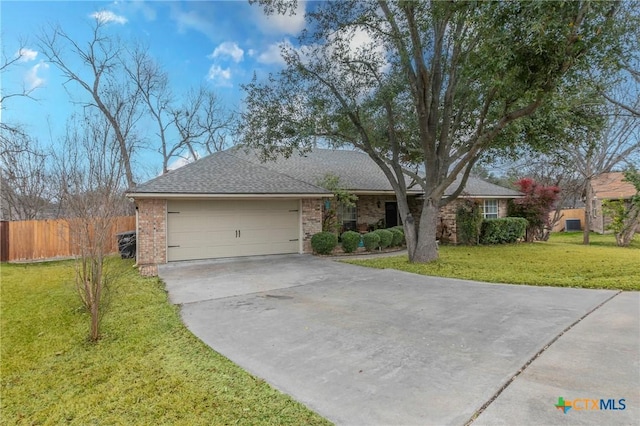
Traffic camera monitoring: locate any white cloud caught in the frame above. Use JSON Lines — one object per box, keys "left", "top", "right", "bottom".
{"left": 25, "top": 62, "right": 49, "bottom": 90}
{"left": 207, "top": 65, "right": 232, "bottom": 87}
{"left": 348, "top": 28, "right": 379, "bottom": 55}
{"left": 166, "top": 153, "right": 199, "bottom": 172}
{"left": 329, "top": 26, "right": 389, "bottom": 73}
{"left": 16, "top": 48, "right": 38, "bottom": 62}
{"left": 257, "top": 39, "right": 293, "bottom": 66}
{"left": 255, "top": 0, "right": 306, "bottom": 35}
{"left": 130, "top": 0, "right": 157, "bottom": 21}
{"left": 90, "top": 10, "right": 128, "bottom": 25}
{"left": 173, "top": 9, "right": 215, "bottom": 38}
{"left": 210, "top": 42, "right": 244, "bottom": 63}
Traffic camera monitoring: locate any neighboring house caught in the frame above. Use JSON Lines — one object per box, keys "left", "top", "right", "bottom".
{"left": 589, "top": 172, "right": 640, "bottom": 234}
{"left": 127, "top": 148, "right": 520, "bottom": 275}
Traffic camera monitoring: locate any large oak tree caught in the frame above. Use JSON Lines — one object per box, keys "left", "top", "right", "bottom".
{"left": 242, "top": 0, "right": 623, "bottom": 262}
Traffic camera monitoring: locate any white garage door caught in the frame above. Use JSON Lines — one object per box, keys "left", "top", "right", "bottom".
{"left": 167, "top": 199, "right": 300, "bottom": 261}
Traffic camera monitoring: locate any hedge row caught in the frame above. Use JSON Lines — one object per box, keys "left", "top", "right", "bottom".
{"left": 480, "top": 217, "right": 528, "bottom": 244}
{"left": 310, "top": 227, "right": 406, "bottom": 254}
{"left": 311, "top": 219, "right": 525, "bottom": 253}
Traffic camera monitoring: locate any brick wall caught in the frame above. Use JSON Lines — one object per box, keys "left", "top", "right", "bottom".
{"left": 302, "top": 198, "right": 323, "bottom": 252}
{"left": 438, "top": 201, "right": 459, "bottom": 243}
{"left": 136, "top": 199, "right": 166, "bottom": 276}
{"left": 498, "top": 199, "right": 508, "bottom": 218}
{"left": 357, "top": 195, "right": 396, "bottom": 226}
{"left": 437, "top": 198, "right": 510, "bottom": 244}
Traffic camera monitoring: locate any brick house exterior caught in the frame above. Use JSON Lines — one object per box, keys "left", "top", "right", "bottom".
{"left": 301, "top": 198, "right": 324, "bottom": 253}
{"left": 343, "top": 196, "right": 509, "bottom": 244}
{"left": 136, "top": 199, "right": 167, "bottom": 276}
{"left": 128, "top": 148, "right": 519, "bottom": 275}
{"left": 589, "top": 172, "right": 640, "bottom": 234}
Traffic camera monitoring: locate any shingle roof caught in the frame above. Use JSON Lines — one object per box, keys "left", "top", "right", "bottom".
{"left": 129, "top": 147, "right": 521, "bottom": 198}
{"left": 232, "top": 148, "right": 520, "bottom": 197}
{"left": 231, "top": 148, "right": 413, "bottom": 192}
{"left": 592, "top": 172, "right": 637, "bottom": 200}
{"left": 129, "top": 151, "right": 330, "bottom": 195}
{"left": 448, "top": 174, "right": 522, "bottom": 198}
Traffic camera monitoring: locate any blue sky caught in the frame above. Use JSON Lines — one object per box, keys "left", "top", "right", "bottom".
{"left": 1, "top": 0, "right": 309, "bottom": 175}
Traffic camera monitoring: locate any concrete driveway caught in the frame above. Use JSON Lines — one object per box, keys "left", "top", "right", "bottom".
{"left": 159, "top": 255, "right": 639, "bottom": 426}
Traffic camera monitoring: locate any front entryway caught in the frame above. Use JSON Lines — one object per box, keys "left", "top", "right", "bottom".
{"left": 385, "top": 201, "right": 399, "bottom": 227}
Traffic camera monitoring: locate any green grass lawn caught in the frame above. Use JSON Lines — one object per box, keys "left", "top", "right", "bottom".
{"left": 0, "top": 259, "right": 330, "bottom": 426}
{"left": 345, "top": 232, "right": 640, "bottom": 291}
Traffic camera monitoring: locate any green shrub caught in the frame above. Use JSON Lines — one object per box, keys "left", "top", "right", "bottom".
{"left": 456, "top": 201, "right": 483, "bottom": 245}
{"left": 389, "top": 228, "right": 404, "bottom": 246}
{"left": 311, "top": 232, "right": 338, "bottom": 254}
{"left": 340, "top": 231, "right": 361, "bottom": 253}
{"left": 373, "top": 229, "right": 393, "bottom": 249}
{"left": 362, "top": 232, "right": 381, "bottom": 251}
{"left": 480, "top": 217, "right": 528, "bottom": 244}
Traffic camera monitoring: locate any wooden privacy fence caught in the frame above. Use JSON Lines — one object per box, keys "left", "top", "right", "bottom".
{"left": 549, "top": 208, "right": 586, "bottom": 232}
{"left": 0, "top": 216, "right": 136, "bottom": 262}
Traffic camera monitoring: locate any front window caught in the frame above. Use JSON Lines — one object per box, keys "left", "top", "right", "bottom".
{"left": 483, "top": 200, "right": 499, "bottom": 219}
{"left": 338, "top": 203, "right": 357, "bottom": 230}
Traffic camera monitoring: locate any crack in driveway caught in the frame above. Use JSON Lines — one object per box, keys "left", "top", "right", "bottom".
{"left": 466, "top": 290, "right": 623, "bottom": 425}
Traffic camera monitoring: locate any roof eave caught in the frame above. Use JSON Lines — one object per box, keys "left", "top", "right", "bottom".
{"left": 350, "top": 190, "right": 423, "bottom": 196}
{"left": 126, "top": 192, "right": 332, "bottom": 199}
{"left": 455, "top": 194, "right": 523, "bottom": 199}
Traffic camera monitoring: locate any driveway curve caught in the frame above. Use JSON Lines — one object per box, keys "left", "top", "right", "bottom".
{"left": 159, "top": 255, "right": 636, "bottom": 426}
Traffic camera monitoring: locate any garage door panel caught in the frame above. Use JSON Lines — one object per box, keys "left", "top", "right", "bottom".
{"left": 167, "top": 200, "right": 301, "bottom": 261}
{"left": 169, "top": 230, "right": 237, "bottom": 247}
{"left": 235, "top": 241, "right": 298, "bottom": 257}
{"left": 169, "top": 214, "right": 237, "bottom": 233}
{"left": 239, "top": 200, "right": 298, "bottom": 211}
{"left": 169, "top": 244, "right": 237, "bottom": 262}
{"left": 239, "top": 228, "right": 298, "bottom": 244}
{"left": 239, "top": 212, "right": 298, "bottom": 230}
{"left": 268, "top": 212, "right": 300, "bottom": 228}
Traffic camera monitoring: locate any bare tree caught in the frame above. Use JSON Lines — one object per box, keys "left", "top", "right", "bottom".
{"left": 600, "top": 5, "right": 640, "bottom": 118}
{"left": 125, "top": 46, "right": 177, "bottom": 174}
{"left": 0, "top": 43, "right": 52, "bottom": 220}
{"left": 126, "top": 46, "right": 235, "bottom": 173}
{"left": 567, "top": 105, "right": 640, "bottom": 244}
{"left": 0, "top": 132, "right": 53, "bottom": 220}
{"left": 38, "top": 20, "right": 143, "bottom": 188}
{"left": 197, "top": 88, "right": 234, "bottom": 155}
{"left": 1, "top": 39, "right": 43, "bottom": 150}
{"left": 170, "top": 86, "right": 234, "bottom": 161}
{"left": 54, "top": 112, "right": 130, "bottom": 342}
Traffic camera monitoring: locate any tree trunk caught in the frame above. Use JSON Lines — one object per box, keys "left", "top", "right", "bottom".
{"left": 90, "top": 302, "right": 100, "bottom": 342}
{"left": 583, "top": 178, "right": 593, "bottom": 245}
{"left": 617, "top": 204, "right": 640, "bottom": 247}
{"left": 410, "top": 199, "right": 439, "bottom": 263}
{"left": 404, "top": 213, "right": 418, "bottom": 260}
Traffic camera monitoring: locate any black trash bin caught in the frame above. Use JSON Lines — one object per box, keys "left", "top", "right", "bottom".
{"left": 116, "top": 230, "right": 136, "bottom": 259}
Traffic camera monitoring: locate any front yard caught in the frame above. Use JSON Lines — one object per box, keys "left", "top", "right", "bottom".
{"left": 0, "top": 259, "right": 329, "bottom": 425}
{"left": 345, "top": 232, "right": 640, "bottom": 291}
